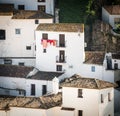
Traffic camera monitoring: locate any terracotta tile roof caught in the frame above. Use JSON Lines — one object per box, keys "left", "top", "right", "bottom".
{"left": 112, "top": 53, "right": 120, "bottom": 59}
{"left": 0, "top": 4, "right": 14, "bottom": 15}
{"left": 36, "top": 23, "right": 84, "bottom": 32}
{"left": 60, "top": 74, "right": 116, "bottom": 89}
{"left": 27, "top": 71, "right": 63, "bottom": 80}
{"left": 84, "top": 51, "right": 105, "bottom": 65}
{"left": 103, "top": 5, "right": 120, "bottom": 15}
{"left": 0, "top": 93, "right": 62, "bottom": 110}
{"left": 0, "top": 65, "right": 33, "bottom": 78}
{"left": 12, "top": 10, "right": 53, "bottom": 19}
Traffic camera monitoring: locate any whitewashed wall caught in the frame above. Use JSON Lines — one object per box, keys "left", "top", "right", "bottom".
{"left": 0, "top": 15, "right": 53, "bottom": 66}
{"left": 0, "top": 0, "right": 54, "bottom": 15}
{"left": 62, "top": 87, "right": 114, "bottom": 116}
{"left": 10, "top": 107, "right": 46, "bottom": 116}
{"left": 36, "top": 31, "right": 84, "bottom": 78}
{"left": 26, "top": 78, "right": 58, "bottom": 97}
{"left": 99, "top": 88, "right": 114, "bottom": 116}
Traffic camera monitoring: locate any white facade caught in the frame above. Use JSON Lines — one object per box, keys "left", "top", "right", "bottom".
{"left": 62, "top": 87, "right": 114, "bottom": 116}
{"left": 0, "top": 0, "right": 54, "bottom": 15}
{"left": 0, "top": 14, "right": 53, "bottom": 66}
{"left": 36, "top": 24, "right": 85, "bottom": 78}
{"left": 0, "top": 76, "right": 59, "bottom": 97}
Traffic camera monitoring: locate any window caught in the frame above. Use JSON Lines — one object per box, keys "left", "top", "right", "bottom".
{"left": 78, "top": 110, "right": 83, "bottom": 116}
{"left": 38, "top": 0, "right": 45, "bottom": 2}
{"left": 114, "top": 18, "right": 120, "bottom": 24}
{"left": 101, "top": 94, "right": 104, "bottom": 103}
{"left": 18, "top": 5, "right": 25, "bottom": 10}
{"left": 108, "top": 93, "right": 111, "bottom": 102}
{"left": 35, "top": 19, "right": 39, "bottom": 24}
{"left": 42, "top": 85, "right": 47, "bottom": 95}
{"left": 0, "top": 30, "right": 5, "bottom": 40}
{"left": 19, "top": 62, "right": 24, "bottom": 66}
{"left": 19, "top": 90, "right": 25, "bottom": 95}
{"left": 15, "top": 29, "right": 21, "bottom": 34}
{"left": 42, "top": 33, "right": 48, "bottom": 39}
{"left": 31, "top": 84, "right": 35, "bottom": 96}
{"left": 78, "top": 89, "right": 83, "bottom": 98}
{"left": 38, "top": 5, "right": 46, "bottom": 12}
{"left": 114, "top": 63, "right": 118, "bottom": 69}
{"left": 56, "top": 65, "right": 62, "bottom": 71}
{"left": 59, "top": 34, "right": 65, "bottom": 47}
{"left": 4, "top": 59, "right": 12, "bottom": 65}
{"left": 26, "top": 46, "right": 31, "bottom": 50}
{"left": 43, "top": 49, "right": 46, "bottom": 53}
{"left": 91, "top": 66, "right": 95, "bottom": 72}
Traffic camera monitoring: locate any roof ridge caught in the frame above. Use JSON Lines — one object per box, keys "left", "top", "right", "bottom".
{"left": 94, "top": 78, "right": 100, "bottom": 89}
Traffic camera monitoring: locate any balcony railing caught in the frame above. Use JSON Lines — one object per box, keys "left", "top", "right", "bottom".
{"left": 56, "top": 56, "right": 67, "bottom": 63}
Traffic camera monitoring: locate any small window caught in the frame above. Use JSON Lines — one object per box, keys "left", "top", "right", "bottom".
{"left": 43, "top": 49, "right": 46, "bottom": 53}
{"left": 31, "top": 84, "right": 35, "bottom": 96}
{"left": 56, "top": 65, "right": 62, "bottom": 71}
{"left": 42, "top": 33, "right": 48, "bottom": 39}
{"left": 78, "top": 89, "right": 83, "bottom": 98}
{"left": 38, "top": 0, "right": 45, "bottom": 2}
{"left": 78, "top": 110, "right": 83, "bottom": 116}
{"left": 114, "top": 63, "right": 118, "bottom": 69}
{"left": 91, "top": 66, "right": 95, "bottom": 72}
{"left": 101, "top": 94, "right": 104, "bottom": 103}
{"left": 4, "top": 59, "right": 12, "bottom": 65}
{"left": 35, "top": 19, "right": 39, "bottom": 24}
{"left": 19, "top": 62, "right": 24, "bottom": 66}
{"left": 0, "top": 30, "right": 5, "bottom": 40}
{"left": 18, "top": 5, "right": 25, "bottom": 10}
{"left": 108, "top": 93, "right": 111, "bottom": 102}
{"left": 38, "top": 5, "right": 46, "bottom": 12}
{"left": 19, "top": 90, "right": 24, "bottom": 95}
{"left": 15, "top": 29, "right": 21, "bottom": 34}
{"left": 26, "top": 46, "right": 31, "bottom": 50}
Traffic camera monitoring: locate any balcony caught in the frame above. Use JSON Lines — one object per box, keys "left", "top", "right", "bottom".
{"left": 56, "top": 55, "right": 66, "bottom": 63}
{"left": 56, "top": 41, "right": 67, "bottom": 48}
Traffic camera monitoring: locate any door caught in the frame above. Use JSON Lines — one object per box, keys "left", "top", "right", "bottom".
{"left": 42, "top": 85, "right": 47, "bottom": 95}
{"left": 59, "top": 50, "right": 65, "bottom": 62}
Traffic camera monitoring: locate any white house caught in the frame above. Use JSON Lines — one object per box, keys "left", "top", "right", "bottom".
{"left": 61, "top": 74, "right": 116, "bottom": 116}
{"left": 102, "top": 5, "right": 120, "bottom": 28}
{"left": 35, "top": 23, "right": 84, "bottom": 79}
{"left": 0, "top": 4, "right": 53, "bottom": 66}
{"left": 0, "top": 64, "right": 63, "bottom": 97}
{"left": 0, "top": 0, "right": 54, "bottom": 15}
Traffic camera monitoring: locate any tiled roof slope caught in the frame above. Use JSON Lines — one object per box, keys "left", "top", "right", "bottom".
{"left": 103, "top": 5, "right": 120, "bottom": 15}
{"left": 60, "top": 74, "right": 116, "bottom": 89}
{"left": 27, "top": 71, "right": 63, "bottom": 80}
{"left": 0, "top": 4, "right": 14, "bottom": 15}
{"left": 112, "top": 53, "right": 120, "bottom": 59}
{"left": 36, "top": 23, "right": 84, "bottom": 32}
{"left": 0, "top": 65, "right": 33, "bottom": 78}
{"left": 0, "top": 93, "right": 62, "bottom": 110}
{"left": 84, "top": 51, "right": 105, "bottom": 65}
{"left": 12, "top": 10, "right": 53, "bottom": 19}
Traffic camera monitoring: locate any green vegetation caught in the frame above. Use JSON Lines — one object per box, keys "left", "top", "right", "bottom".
{"left": 58, "top": 0, "right": 88, "bottom": 23}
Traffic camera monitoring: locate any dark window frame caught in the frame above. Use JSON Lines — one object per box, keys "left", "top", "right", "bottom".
{"left": 108, "top": 93, "right": 111, "bottom": 102}
{"left": 15, "top": 29, "right": 21, "bottom": 34}
{"left": 0, "top": 30, "right": 6, "bottom": 40}
{"left": 78, "top": 110, "right": 83, "bottom": 116}
{"left": 78, "top": 89, "right": 83, "bottom": 98}
{"left": 26, "top": 46, "right": 31, "bottom": 50}
{"left": 42, "top": 33, "right": 48, "bottom": 39}
{"left": 35, "top": 19, "right": 39, "bottom": 24}
{"left": 38, "top": 0, "right": 45, "bottom": 2}
{"left": 18, "top": 5, "right": 25, "bottom": 10}
{"left": 38, "top": 5, "right": 46, "bottom": 12}
{"left": 31, "top": 84, "right": 35, "bottom": 96}
{"left": 101, "top": 94, "right": 104, "bottom": 103}
{"left": 56, "top": 65, "right": 62, "bottom": 71}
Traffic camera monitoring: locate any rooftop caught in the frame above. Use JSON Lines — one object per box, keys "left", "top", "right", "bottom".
{"left": 0, "top": 4, "right": 14, "bottom": 15}
{"left": 60, "top": 74, "right": 116, "bottom": 89}
{"left": 27, "top": 70, "right": 63, "bottom": 80}
{"left": 112, "top": 53, "right": 120, "bottom": 59}
{"left": 103, "top": 5, "right": 120, "bottom": 15}
{"left": 12, "top": 10, "right": 53, "bottom": 19}
{"left": 0, "top": 65, "right": 33, "bottom": 78}
{"left": 36, "top": 23, "right": 84, "bottom": 32}
{"left": 0, "top": 93, "right": 62, "bottom": 110}
{"left": 84, "top": 51, "right": 105, "bottom": 65}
